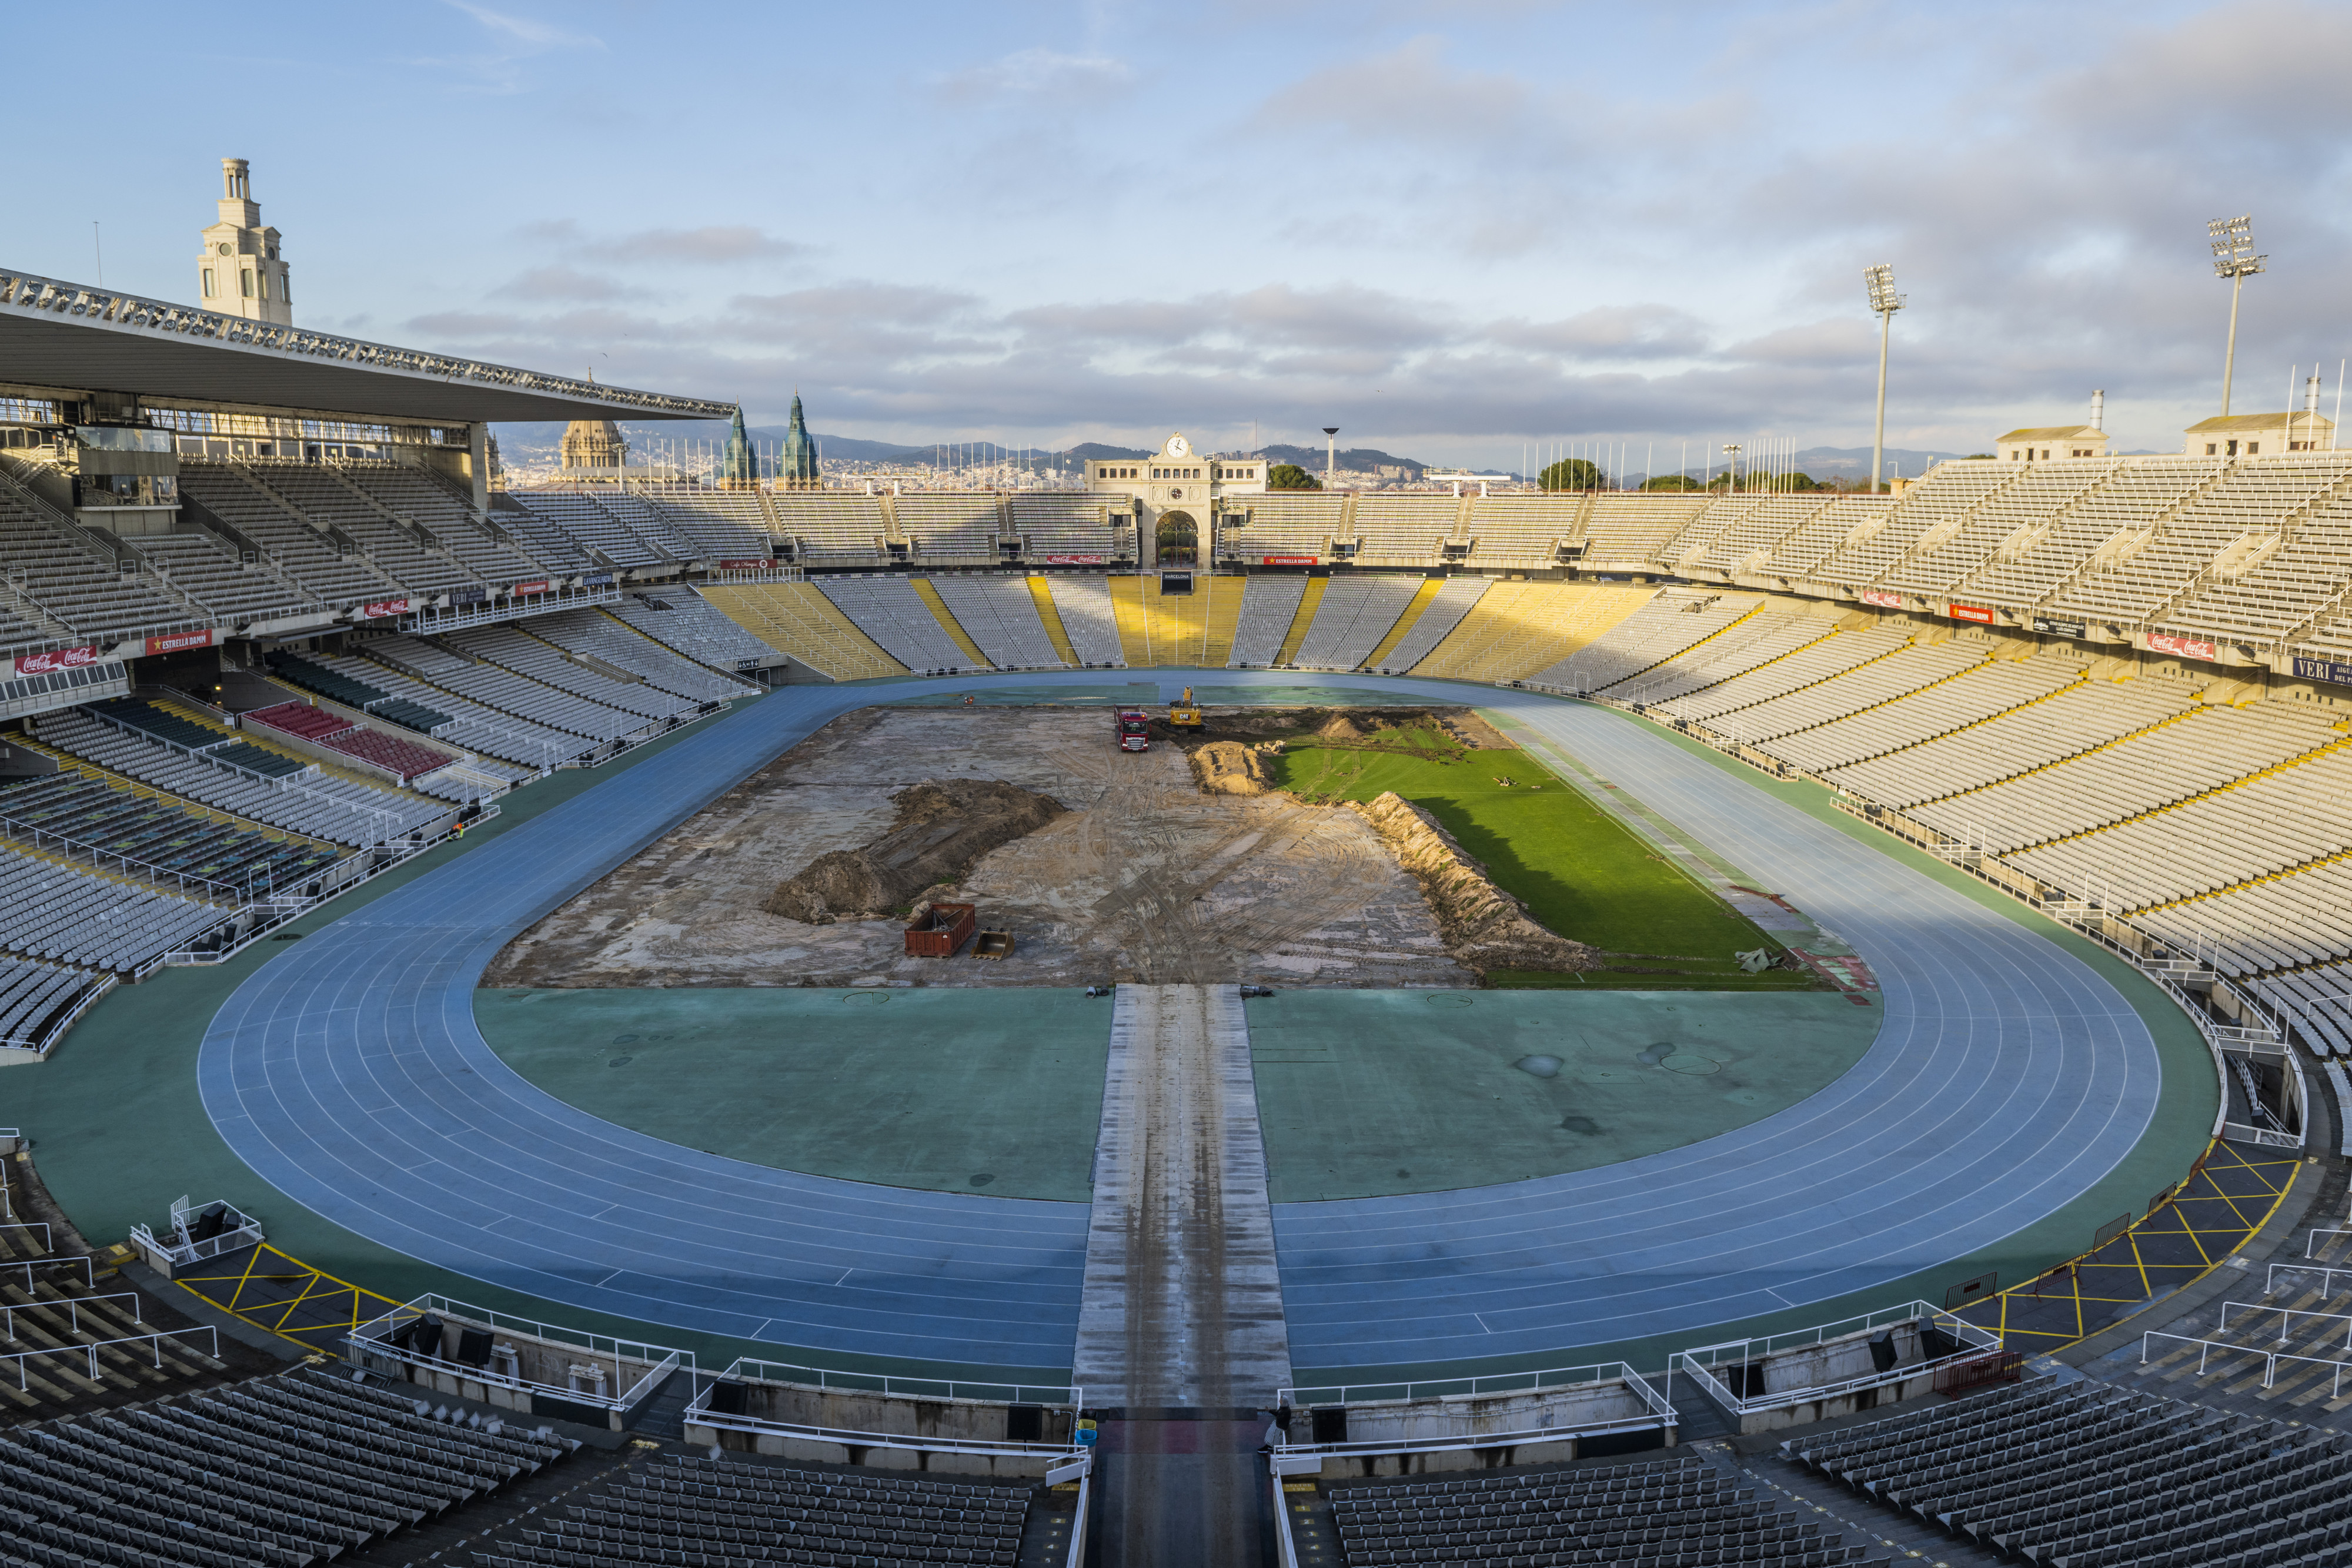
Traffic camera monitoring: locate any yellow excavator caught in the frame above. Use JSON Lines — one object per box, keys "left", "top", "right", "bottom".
{"left": 1168, "top": 686, "right": 1203, "bottom": 730}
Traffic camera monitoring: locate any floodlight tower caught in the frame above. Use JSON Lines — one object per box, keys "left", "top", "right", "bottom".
{"left": 1864, "top": 264, "right": 1905, "bottom": 494}
{"left": 2208, "top": 215, "right": 2266, "bottom": 417}
{"left": 1322, "top": 427, "right": 1339, "bottom": 488}
{"left": 1722, "top": 444, "right": 1741, "bottom": 494}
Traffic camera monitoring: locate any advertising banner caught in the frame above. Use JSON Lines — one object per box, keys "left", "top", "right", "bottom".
{"left": 1858, "top": 590, "right": 1905, "bottom": 609}
{"left": 1261, "top": 555, "right": 1318, "bottom": 566}
{"left": 512, "top": 580, "right": 552, "bottom": 596}
{"left": 1041, "top": 554, "right": 1106, "bottom": 565}
{"left": 142, "top": 628, "right": 218, "bottom": 657}
{"left": 582, "top": 572, "right": 616, "bottom": 586}
{"left": 12, "top": 645, "right": 101, "bottom": 677}
{"left": 360, "top": 599, "right": 411, "bottom": 620}
{"left": 714, "top": 560, "right": 770, "bottom": 570}
{"left": 2032, "top": 615, "right": 2086, "bottom": 639}
{"left": 2295, "top": 656, "right": 2352, "bottom": 687}
{"left": 1946, "top": 603, "right": 1996, "bottom": 624}
{"left": 2146, "top": 631, "right": 2218, "bottom": 662}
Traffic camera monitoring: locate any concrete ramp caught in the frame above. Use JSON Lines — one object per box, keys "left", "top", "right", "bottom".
{"left": 1074, "top": 982, "right": 1292, "bottom": 1407}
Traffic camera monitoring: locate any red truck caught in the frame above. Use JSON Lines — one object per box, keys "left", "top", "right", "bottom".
{"left": 1115, "top": 709, "right": 1151, "bottom": 752}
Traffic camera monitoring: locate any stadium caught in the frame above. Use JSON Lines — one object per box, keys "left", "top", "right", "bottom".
{"left": 3, "top": 168, "right": 2352, "bottom": 1568}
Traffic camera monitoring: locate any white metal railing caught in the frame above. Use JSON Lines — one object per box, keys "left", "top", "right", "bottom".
{"left": 0, "top": 1254, "right": 94, "bottom": 1290}
{"left": 1281, "top": 1359, "right": 1661, "bottom": 1408}
{"left": 1271, "top": 1467, "right": 1300, "bottom": 1568}
{"left": 2269, "top": 1261, "right": 2352, "bottom": 1296}
{"left": 2218, "top": 1299, "right": 2352, "bottom": 1349}
{"left": 0, "top": 1322, "right": 218, "bottom": 1390}
{"left": 399, "top": 586, "right": 625, "bottom": 637}
{"left": 683, "top": 1357, "right": 1089, "bottom": 1464}
{"left": 129, "top": 1196, "right": 261, "bottom": 1267}
{"left": 709, "top": 1357, "right": 1078, "bottom": 1406}
{"left": 1672, "top": 1302, "right": 2000, "bottom": 1417}
{"left": 0, "top": 972, "right": 115, "bottom": 1057}
{"left": 349, "top": 1295, "right": 691, "bottom": 1415}
{"left": 686, "top": 1394, "right": 1092, "bottom": 1462}
{"left": 1272, "top": 1363, "right": 1678, "bottom": 1464}
{"left": 2140, "top": 1329, "right": 2352, "bottom": 1397}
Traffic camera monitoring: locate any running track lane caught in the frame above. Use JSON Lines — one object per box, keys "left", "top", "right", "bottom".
{"left": 198, "top": 672, "right": 2161, "bottom": 1376}
{"left": 1270, "top": 691, "right": 2159, "bottom": 1372}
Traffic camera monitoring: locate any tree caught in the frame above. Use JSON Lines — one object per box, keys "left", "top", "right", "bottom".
{"left": 1539, "top": 457, "right": 1602, "bottom": 491}
{"left": 1265, "top": 464, "right": 1321, "bottom": 491}
{"left": 1642, "top": 474, "right": 1702, "bottom": 492}
{"left": 1965, "top": 453, "right": 1993, "bottom": 460}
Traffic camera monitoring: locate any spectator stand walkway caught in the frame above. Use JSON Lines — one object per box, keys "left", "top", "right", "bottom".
{"left": 168, "top": 1236, "right": 400, "bottom": 1359}
{"left": 1949, "top": 1137, "right": 2301, "bottom": 1356}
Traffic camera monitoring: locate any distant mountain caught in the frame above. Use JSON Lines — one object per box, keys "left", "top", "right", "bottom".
{"left": 1258, "top": 443, "right": 1427, "bottom": 476}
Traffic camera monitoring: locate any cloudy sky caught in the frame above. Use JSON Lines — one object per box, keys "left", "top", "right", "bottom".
{"left": 14, "top": 0, "right": 2352, "bottom": 466}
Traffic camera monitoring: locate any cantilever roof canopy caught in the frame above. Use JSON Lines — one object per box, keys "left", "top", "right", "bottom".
{"left": 0, "top": 269, "right": 733, "bottom": 425}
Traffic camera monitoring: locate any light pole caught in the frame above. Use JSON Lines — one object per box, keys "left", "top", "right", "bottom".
{"left": 1322, "top": 427, "right": 1339, "bottom": 489}
{"left": 1864, "top": 264, "right": 1905, "bottom": 494}
{"left": 1722, "top": 444, "right": 1740, "bottom": 495}
{"left": 2208, "top": 215, "right": 2265, "bottom": 417}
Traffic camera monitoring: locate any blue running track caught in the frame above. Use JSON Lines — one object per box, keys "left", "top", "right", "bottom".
{"left": 198, "top": 671, "right": 2166, "bottom": 1378}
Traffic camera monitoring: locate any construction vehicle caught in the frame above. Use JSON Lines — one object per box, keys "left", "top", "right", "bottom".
{"left": 1115, "top": 708, "right": 1151, "bottom": 752}
{"left": 1168, "top": 686, "right": 1202, "bottom": 730}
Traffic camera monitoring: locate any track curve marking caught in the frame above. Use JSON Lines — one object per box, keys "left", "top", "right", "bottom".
{"left": 198, "top": 671, "right": 2164, "bottom": 1377}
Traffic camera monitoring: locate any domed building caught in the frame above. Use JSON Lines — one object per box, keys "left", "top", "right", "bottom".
{"left": 559, "top": 414, "right": 627, "bottom": 477}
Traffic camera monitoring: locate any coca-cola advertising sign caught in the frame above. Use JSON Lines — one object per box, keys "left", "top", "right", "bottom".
{"left": 1859, "top": 590, "right": 1904, "bottom": 609}
{"left": 13, "top": 645, "right": 99, "bottom": 677}
{"left": 2147, "top": 631, "right": 2218, "bottom": 662}
{"left": 1041, "top": 554, "right": 1107, "bottom": 565}
{"left": 143, "top": 628, "right": 218, "bottom": 656}
{"left": 360, "top": 599, "right": 411, "bottom": 619}
{"left": 1261, "top": 555, "right": 1318, "bottom": 566}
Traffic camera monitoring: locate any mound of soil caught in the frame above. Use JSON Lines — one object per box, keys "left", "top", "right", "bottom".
{"left": 1317, "top": 713, "right": 1367, "bottom": 741}
{"left": 1191, "top": 740, "right": 1279, "bottom": 796}
{"left": 764, "top": 779, "right": 1067, "bottom": 922}
{"left": 1348, "top": 790, "right": 1598, "bottom": 975}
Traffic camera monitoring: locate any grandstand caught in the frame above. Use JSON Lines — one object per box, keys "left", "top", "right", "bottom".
{"left": 477, "top": 1450, "right": 1037, "bottom": 1568}
{"left": 1227, "top": 575, "right": 1308, "bottom": 666}
{"left": 34, "top": 246, "right": 2352, "bottom": 1568}
{"left": 930, "top": 575, "right": 1069, "bottom": 668}
{"left": 1786, "top": 1378, "right": 2352, "bottom": 1567}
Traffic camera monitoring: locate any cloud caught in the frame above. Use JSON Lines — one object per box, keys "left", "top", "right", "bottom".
{"left": 517, "top": 220, "right": 808, "bottom": 267}
{"left": 936, "top": 47, "right": 1135, "bottom": 101}
{"left": 491, "top": 266, "right": 644, "bottom": 302}
{"left": 1250, "top": 36, "right": 1541, "bottom": 150}
{"left": 443, "top": 1, "right": 606, "bottom": 52}
{"left": 590, "top": 226, "right": 808, "bottom": 265}
{"left": 1501, "top": 305, "right": 1712, "bottom": 360}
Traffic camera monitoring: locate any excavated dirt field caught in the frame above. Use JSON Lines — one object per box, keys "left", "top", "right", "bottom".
{"left": 483, "top": 707, "right": 1471, "bottom": 989}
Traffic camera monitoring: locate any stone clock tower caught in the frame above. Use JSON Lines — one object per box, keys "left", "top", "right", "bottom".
{"left": 198, "top": 159, "right": 292, "bottom": 325}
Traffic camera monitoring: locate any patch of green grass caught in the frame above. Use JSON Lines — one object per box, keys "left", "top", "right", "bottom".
{"left": 1488, "top": 968, "right": 1830, "bottom": 991}
{"left": 1274, "top": 728, "right": 1776, "bottom": 962}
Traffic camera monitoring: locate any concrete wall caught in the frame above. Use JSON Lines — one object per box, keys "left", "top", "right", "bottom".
{"left": 684, "top": 1373, "right": 1074, "bottom": 1478}
{"left": 1710, "top": 1319, "right": 1954, "bottom": 1435}
{"left": 1307, "top": 1377, "right": 1671, "bottom": 1479}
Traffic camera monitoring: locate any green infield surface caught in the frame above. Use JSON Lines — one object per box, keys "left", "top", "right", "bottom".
{"left": 1271, "top": 719, "right": 1798, "bottom": 983}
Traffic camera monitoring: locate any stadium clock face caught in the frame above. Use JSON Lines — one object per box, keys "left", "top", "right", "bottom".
{"left": 1167, "top": 434, "right": 1190, "bottom": 457}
